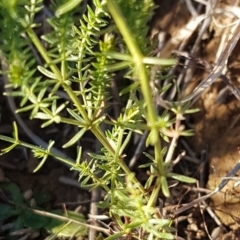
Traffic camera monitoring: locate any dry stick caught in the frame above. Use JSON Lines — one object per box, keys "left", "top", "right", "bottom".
{"left": 178, "top": 0, "right": 214, "bottom": 89}
{"left": 212, "top": 5, "right": 240, "bottom": 102}
{"left": 151, "top": 14, "right": 207, "bottom": 108}
{"left": 185, "top": 0, "right": 199, "bottom": 17}
{"left": 134, "top": 15, "right": 207, "bottom": 169}
{"left": 26, "top": 206, "right": 111, "bottom": 235}
{"left": 181, "top": 19, "right": 240, "bottom": 103}
{"left": 128, "top": 10, "right": 198, "bottom": 167}
{"left": 169, "top": 0, "right": 208, "bottom": 98}
{"left": 174, "top": 161, "right": 240, "bottom": 215}
{"left": 173, "top": 51, "right": 240, "bottom": 102}
{"left": 198, "top": 150, "right": 223, "bottom": 240}
{"left": 197, "top": 180, "right": 213, "bottom": 240}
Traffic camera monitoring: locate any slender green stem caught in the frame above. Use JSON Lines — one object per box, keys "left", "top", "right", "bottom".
{"left": 60, "top": 117, "right": 87, "bottom": 127}
{"left": 147, "top": 177, "right": 161, "bottom": 208}
{"left": 165, "top": 113, "right": 181, "bottom": 164}
{"left": 25, "top": 27, "right": 90, "bottom": 124}
{"left": 91, "top": 125, "right": 115, "bottom": 155}
{"left": 26, "top": 6, "right": 146, "bottom": 196}
{"left": 107, "top": 0, "right": 168, "bottom": 198}
{"left": 114, "top": 128, "right": 124, "bottom": 162}
{"left": 63, "top": 84, "right": 90, "bottom": 123}
{"left": 121, "top": 159, "right": 145, "bottom": 194}
{"left": 107, "top": 1, "right": 142, "bottom": 60}
{"left": 0, "top": 135, "right": 75, "bottom": 167}
{"left": 26, "top": 28, "right": 62, "bottom": 80}
{"left": 90, "top": 126, "right": 145, "bottom": 196}
{"left": 27, "top": 28, "right": 92, "bottom": 124}
{"left": 27, "top": 25, "right": 128, "bottom": 171}
{"left": 117, "top": 127, "right": 146, "bottom": 195}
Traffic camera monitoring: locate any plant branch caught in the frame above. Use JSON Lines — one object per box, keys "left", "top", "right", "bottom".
{"left": 107, "top": 0, "right": 169, "bottom": 198}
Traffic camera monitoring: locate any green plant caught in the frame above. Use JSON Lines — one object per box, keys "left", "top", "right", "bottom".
{"left": 0, "top": 182, "right": 87, "bottom": 239}
{"left": 0, "top": 0, "right": 196, "bottom": 239}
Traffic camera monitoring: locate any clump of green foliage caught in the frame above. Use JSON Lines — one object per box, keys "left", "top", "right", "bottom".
{"left": 0, "top": 0, "right": 196, "bottom": 239}
{"left": 0, "top": 182, "right": 87, "bottom": 239}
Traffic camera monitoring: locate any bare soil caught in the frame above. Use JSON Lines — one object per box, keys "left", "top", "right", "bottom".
{"left": 152, "top": 0, "right": 240, "bottom": 239}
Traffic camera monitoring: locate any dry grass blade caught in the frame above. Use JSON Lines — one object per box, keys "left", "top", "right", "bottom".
{"left": 174, "top": 161, "right": 240, "bottom": 215}
{"left": 182, "top": 19, "right": 240, "bottom": 102}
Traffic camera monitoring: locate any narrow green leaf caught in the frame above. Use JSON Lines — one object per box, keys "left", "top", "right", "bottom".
{"left": 125, "top": 220, "right": 143, "bottom": 228}
{"left": 139, "top": 163, "right": 153, "bottom": 168}
{"left": 105, "top": 61, "right": 130, "bottom": 71}
{"left": 55, "top": 0, "right": 83, "bottom": 17}
{"left": 67, "top": 108, "right": 86, "bottom": 123}
{"left": 185, "top": 108, "right": 200, "bottom": 114}
{"left": 63, "top": 128, "right": 86, "bottom": 148}
{"left": 76, "top": 146, "right": 82, "bottom": 165}
{"left": 33, "top": 155, "right": 48, "bottom": 172}
{"left": 1, "top": 143, "right": 18, "bottom": 154}
{"left": 16, "top": 105, "right": 35, "bottom": 113}
{"left": 106, "top": 52, "right": 133, "bottom": 61}
{"left": 143, "top": 152, "right": 154, "bottom": 161}
{"left": 88, "top": 152, "right": 109, "bottom": 161}
{"left": 34, "top": 112, "right": 51, "bottom": 120}
{"left": 37, "top": 66, "right": 57, "bottom": 79}
{"left": 96, "top": 201, "right": 110, "bottom": 208}
{"left": 41, "top": 119, "right": 54, "bottom": 128}
{"left": 161, "top": 176, "right": 170, "bottom": 197}
{"left": 180, "top": 130, "right": 194, "bottom": 136}
{"left": 150, "top": 229, "right": 174, "bottom": 239}
{"left": 12, "top": 121, "right": 19, "bottom": 141}
{"left": 119, "top": 131, "right": 132, "bottom": 155}
{"left": 104, "top": 232, "right": 125, "bottom": 240}
{"left": 167, "top": 173, "right": 197, "bottom": 183}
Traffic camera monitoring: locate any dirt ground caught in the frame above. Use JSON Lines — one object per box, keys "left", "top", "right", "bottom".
{"left": 1, "top": 0, "right": 240, "bottom": 239}
{"left": 151, "top": 0, "right": 240, "bottom": 238}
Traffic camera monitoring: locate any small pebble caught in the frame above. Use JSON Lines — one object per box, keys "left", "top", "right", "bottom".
{"left": 23, "top": 189, "right": 33, "bottom": 200}
{"left": 189, "top": 223, "right": 198, "bottom": 232}
{"left": 30, "top": 198, "right": 36, "bottom": 208}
